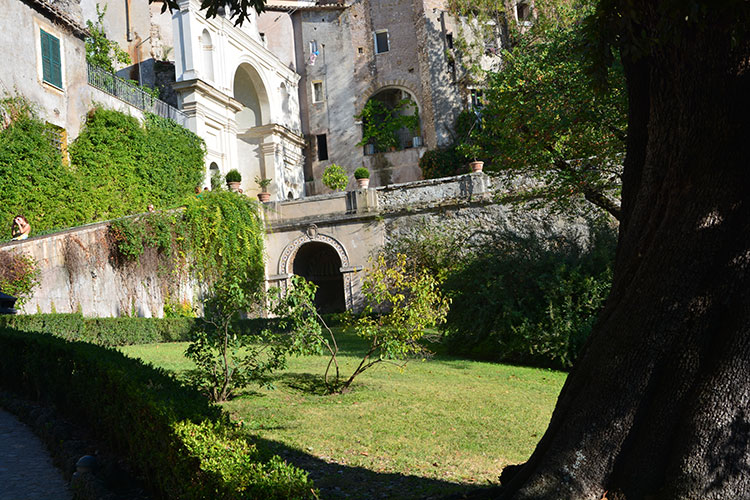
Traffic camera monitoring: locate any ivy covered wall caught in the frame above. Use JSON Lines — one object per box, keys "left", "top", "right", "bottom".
{"left": 0, "top": 101, "right": 205, "bottom": 236}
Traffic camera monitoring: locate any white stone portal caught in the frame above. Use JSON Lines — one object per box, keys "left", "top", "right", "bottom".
{"left": 171, "top": 0, "right": 304, "bottom": 200}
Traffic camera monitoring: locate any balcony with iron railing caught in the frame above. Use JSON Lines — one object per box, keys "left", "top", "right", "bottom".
{"left": 86, "top": 63, "right": 187, "bottom": 127}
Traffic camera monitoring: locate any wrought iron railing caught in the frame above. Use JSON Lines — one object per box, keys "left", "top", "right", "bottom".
{"left": 86, "top": 63, "right": 187, "bottom": 127}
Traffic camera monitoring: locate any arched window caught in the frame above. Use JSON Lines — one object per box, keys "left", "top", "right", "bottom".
{"left": 201, "top": 29, "right": 214, "bottom": 82}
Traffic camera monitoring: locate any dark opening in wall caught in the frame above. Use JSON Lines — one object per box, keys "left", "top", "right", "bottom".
{"left": 317, "top": 134, "right": 328, "bottom": 161}
{"left": 293, "top": 242, "right": 345, "bottom": 313}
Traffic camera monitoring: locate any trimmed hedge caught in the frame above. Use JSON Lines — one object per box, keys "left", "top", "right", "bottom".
{"left": 0, "top": 328, "right": 316, "bottom": 499}
{"left": 0, "top": 314, "right": 286, "bottom": 347}
{"left": 0, "top": 314, "right": 195, "bottom": 346}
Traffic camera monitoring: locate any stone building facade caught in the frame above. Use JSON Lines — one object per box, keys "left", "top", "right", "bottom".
{"left": 0, "top": 0, "right": 158, "bottom": 140}
{"left": 259, "top": 0, "right": 502, "bottom": 194}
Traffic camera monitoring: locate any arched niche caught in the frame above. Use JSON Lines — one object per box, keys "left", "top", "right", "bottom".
{"left": 277, "top": 226, "right": 355, "bottom": 311}
{"left": 233, "top": 63, "right": 270, "bottom": 130}
{"left": 201, "top": 29, "right": 214, "bottom": 82}
{"left": 360, "top": 87, "right": 422, "bottom": 153}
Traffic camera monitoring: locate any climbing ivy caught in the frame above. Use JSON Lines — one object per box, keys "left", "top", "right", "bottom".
{"left": 109, "top": 191, "right": 266, "bottom": 296}
{"left": 0, "top": 99, "right": 205, "bottom": 239}
{"left": 182, "top": 190, "right": 266, "bottom": 291}
{"left": 70, "top": 108, "right": 205, "bottom": 221}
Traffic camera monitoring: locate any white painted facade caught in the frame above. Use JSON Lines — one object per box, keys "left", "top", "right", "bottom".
{"left": 171, "top": 0, "right": 305, "bottom": 200}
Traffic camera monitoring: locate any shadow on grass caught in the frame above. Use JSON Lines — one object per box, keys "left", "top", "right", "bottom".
{"left": 251, "top": 435, "right": 495, "bottom": 500}
{"left": 276, "top": 372, "right": 332, "bottom": 396}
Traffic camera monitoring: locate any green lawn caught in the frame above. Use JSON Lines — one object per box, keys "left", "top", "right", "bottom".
{"left": 120, "top": 332, "right": 566, "bottom": 499}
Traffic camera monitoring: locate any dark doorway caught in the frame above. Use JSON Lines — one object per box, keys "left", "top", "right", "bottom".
{"left": 292, "top": 242, "right": 346, "bottom": 313}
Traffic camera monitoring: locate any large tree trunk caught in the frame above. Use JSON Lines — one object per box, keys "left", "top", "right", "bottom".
{"left": 498, "top": 3, "right": 750, "bottom": 499}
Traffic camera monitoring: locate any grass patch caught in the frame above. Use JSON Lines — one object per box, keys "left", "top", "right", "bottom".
{"left": 120, "top": 330, "right": 566, "bottom": 499}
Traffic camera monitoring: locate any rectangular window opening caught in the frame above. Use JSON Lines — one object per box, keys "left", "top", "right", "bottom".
{"left": 40, "top": 29, "right": 62, "bottom": 89}
{"left": 316, "top": 134, "right": 328, "bottom": 161}
{"left": 312, "top": 81, "right": 324, "bottom": 103}
{"left": 446, "top": 33, "right": 454, "bottom": 49}
{"left": 374, "top": 30, "right": 389, "bottom": 54}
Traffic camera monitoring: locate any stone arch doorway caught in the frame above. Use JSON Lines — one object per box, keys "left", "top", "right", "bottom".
{"left": 292, "top": 242, "right": 346, "bottom": 313}
{"left": 275, "top": 227, "right": 357, "bottom": 312}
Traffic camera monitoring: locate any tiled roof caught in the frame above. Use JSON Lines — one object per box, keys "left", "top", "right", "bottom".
{"left": 22, "top": 0, "right": 89, "bottom": 38}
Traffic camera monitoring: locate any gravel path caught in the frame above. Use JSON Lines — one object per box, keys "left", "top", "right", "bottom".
{"left": 0, "top": 408, "right": 72, "bottom": 500}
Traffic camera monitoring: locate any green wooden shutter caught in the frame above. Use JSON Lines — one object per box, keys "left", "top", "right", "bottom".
{"left": 40, "top": 29, "right": 62, "bottom": 88}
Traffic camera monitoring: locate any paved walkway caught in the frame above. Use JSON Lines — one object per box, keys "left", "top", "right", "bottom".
{"left": 0, "top": 408, "right": 72, "bottom": 500}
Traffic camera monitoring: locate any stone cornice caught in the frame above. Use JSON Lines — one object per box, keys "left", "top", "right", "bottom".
{"left": 172, "top": 79, "right": 244, "bottom": 113}
{"left": 238, "top": 123, "right": 306, "bottom": 148}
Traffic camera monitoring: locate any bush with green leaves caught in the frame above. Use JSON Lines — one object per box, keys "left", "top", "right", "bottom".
{"left": 273, "top": 256, "right": 450, "bottom": 393}
{"left": 0, "top": 98, "right": 84, "bottom": 233}
{"left": 0, "top": 252, "right": 40, "bottom": 307}
{"left": 186, "top": 274, "right": 289, "bottom": 402}
{"left": 70, "top": 109, "right": 205, "bottom": 221}
{"left": 322, "top": 164, "right": 348, "bottom": 191}
{"left": 418, "top": 147, "right": 466, "bottom": 179}
{"left": 0, "top": 327, "right": 315, "bottom": 499}
{"left": 225, "top": 169, "right": 242, "bottom": 183}
{"left": 354, "top": 167, "right": 370, "bottom": 179}
{"left": 441, "top": 223, "right": 616, "bottom": 369}
{"left": 0, "top": 100, "right": 205, "bottom": 238}
{"left": 0, "top": 313, "right": 196, "bottom": 345}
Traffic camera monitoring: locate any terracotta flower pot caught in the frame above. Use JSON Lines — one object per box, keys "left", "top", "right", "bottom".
{"left": 257, "top": 192, "right": 271, "bottom": 202}
{"left": 228, "top": 181, "right": 241, "bottom": 192}
{"left": 356, "top": 178, "right": 370, "bottom": 189}
{"left": 469, "top": 160, "right": 484, "bottom": 173}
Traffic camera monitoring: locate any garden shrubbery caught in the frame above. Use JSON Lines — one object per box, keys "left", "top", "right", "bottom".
{"left": 0, "top": 100, "right": 204, "bottom": 237}
{"left": 0, "top": 313, "right": 283, "bottom": 347}
{"left": 441, "top": 224, "right": 616, "bottom": 369}
{"left": 0, "top": 327, "right": 315, "bottom": 499}
{"left": 387, "top": 219, "right": 616, "bottom": 370}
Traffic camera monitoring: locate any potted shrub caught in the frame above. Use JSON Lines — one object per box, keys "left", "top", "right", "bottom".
{"left": 322, "top": 164, "right": 349, "bottom": 191}
{"left": 225, "top": 169, "right": 242, "bottom": 192}
{"left": 456, "top": 110, "right": 484, "bottom": 173}
{"left": 354, "top": 167, "right": 370, "bottom": 189}
{"left": 255, "top": 176, "right": 272, "bottom": 202}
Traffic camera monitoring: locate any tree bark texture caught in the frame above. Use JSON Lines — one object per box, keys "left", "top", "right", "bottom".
{"left": 499, "top": 2, "right": 750, "bottom": 499}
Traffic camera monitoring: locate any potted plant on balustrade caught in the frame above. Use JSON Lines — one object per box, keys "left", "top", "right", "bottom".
{"left": 456, "top": 109, "right": 484, "bottom": 173}
{"left": 225, "top": 169, "right": 242, "bottom": 192}
{"left": 354, "top": 167, "right": 370, "bottom": 189}
{"left": 255, "top": 176, "right": 272, "bottom": 202}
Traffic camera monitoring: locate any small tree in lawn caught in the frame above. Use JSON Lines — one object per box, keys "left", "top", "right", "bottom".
{"left": 341, "top": 253, "right": 450, "bottom": 391}
{"left": 186, "top": 273, "right": 288, "bottom": 402}
{"left": 273, "top": 255, "right": 449, "bottom": 393}
{"left": 269, "top": 275, "right": 342, "bottom": 392}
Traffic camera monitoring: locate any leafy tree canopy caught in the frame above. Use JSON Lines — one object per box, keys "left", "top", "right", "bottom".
{"left": 467, "top": 0, "right": 626, "bottom": 219}
{"left": 154, "top": 0, "right": 266, "bottom": 26}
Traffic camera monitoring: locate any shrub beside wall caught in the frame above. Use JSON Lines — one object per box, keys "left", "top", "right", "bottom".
{"left": 0, "top": 314, "right": 195, "bottom": 345}
{"left": 0, "top": 314, "right": 284, "bottom": 347}
{"left": 441, "top": 224, "right": 616, "bottom": 369}
{"left": 0, "top": 328, "right": 316, "bottom": 499}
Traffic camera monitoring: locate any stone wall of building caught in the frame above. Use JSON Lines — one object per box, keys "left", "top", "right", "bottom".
{"left": 2, "top": 173, "right": 593, "bottom": 317}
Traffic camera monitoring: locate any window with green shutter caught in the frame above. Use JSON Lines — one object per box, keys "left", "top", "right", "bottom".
{"left": 40, "top": 29, "right": 62, "bottom": 88}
